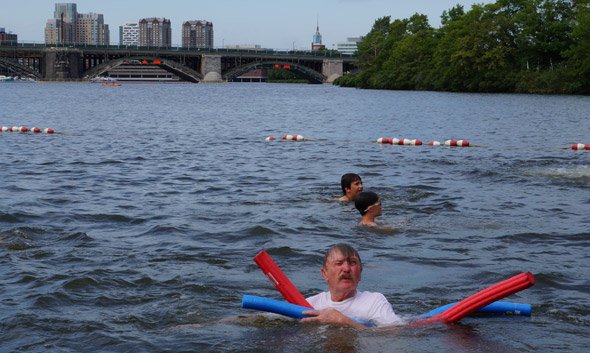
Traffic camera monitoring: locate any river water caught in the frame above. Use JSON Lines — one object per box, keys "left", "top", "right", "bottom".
{"left": 1, "top": 82, "right": 588, "bottom": 352}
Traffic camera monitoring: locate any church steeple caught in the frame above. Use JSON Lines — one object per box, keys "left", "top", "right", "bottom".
{"left": 312, "top": 16, "right": 322, "bottom": 44}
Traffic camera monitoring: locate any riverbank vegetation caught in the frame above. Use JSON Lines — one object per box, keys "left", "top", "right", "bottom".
{"left": 334, "top": 0, "right": 590, "bottom": 94}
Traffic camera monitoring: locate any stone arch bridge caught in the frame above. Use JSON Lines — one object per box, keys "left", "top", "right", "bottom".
{"left": 0, "top": 43, "right": 357, "bottom": 83}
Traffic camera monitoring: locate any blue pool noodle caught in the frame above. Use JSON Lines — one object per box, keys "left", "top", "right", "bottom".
{"left": 242, "top": 295, "right": 375, "bottom": 326}
{"left": 420, "top": 301, "right": 531, "bottom": 318}
{"left": 242, "top": 294, "right": 310, "bottom": 319}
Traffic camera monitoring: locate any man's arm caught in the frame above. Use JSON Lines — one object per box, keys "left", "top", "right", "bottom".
{"left": 301, "top": 309, "right": 368, "bottom": 329}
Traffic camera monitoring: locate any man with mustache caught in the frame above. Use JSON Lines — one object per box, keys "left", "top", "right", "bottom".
{"left": 302, "top": 243, "right": 404, "bottom": 328}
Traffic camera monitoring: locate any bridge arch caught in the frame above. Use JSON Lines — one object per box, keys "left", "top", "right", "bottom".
{"left": 83, "top": 56, "right": 202, "bottom": 82}
{"left": 0, "top": 58, "right": 41, "bottom": 80}
{"left": 223, "top": 61, "right": 325, "bottom": 84}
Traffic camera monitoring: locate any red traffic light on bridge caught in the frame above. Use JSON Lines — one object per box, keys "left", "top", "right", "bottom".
{"left": 273, "top": 64, "right": 291, "bottom": 69}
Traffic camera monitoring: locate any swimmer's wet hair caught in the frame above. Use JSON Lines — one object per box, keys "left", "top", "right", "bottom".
{"left": 341, "top": 173, "right": 362, "bottom": 195}
{"left": 323, "top": 243, "right": 362, "bottom": 270}
{"left": 354, "top": 191, "right": 379, "bottom": 215}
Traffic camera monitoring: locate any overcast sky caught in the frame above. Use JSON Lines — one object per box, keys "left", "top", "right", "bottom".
{"left": 2, "top": 0, "right": 494, "bottom": 49}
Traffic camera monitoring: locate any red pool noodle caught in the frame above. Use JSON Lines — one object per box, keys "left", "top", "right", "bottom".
{"left": 253, "top": 250, "right": 313, "bottom": 309}
{"left": 418, "top": 272, "right": 535, "bottom": 325}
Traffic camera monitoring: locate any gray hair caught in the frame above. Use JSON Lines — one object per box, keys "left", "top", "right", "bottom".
{"left": 323, "top": 243, "right": 362, "bottom": 270}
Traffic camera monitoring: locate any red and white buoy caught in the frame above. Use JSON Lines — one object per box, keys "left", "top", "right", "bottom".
{"left": 571, "top": 143, "right": 590, "bottom": 150}
{"left": 17, "top": 126, "right": 29, "bottom": 133}
{"left": 445, "top": 139, "right": 470, "bottom": 147}
{"left": 265, "top": 135, "right": 276, "bottom": 141}
{"left": 31, "top": 127, "right": 42, "bottom": 133}
{"left": 282, "top": 134, "right": 305, "bottom": 141}
{"left": 0, "top": 126, "right": 6, "bottom": 132}
{"left": 427, "top": 140, "right": 441, "bottom": 146}
{"left": 43, "top": 128, "right": 55, "bottom": 134}
{"left": 377, "top": 137, "right": 422, "bottom": 146}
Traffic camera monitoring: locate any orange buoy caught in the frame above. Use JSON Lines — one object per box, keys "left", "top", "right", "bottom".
{"left": 265, "top": 136, "right": 276, "bottom": 141}
{"left": 445, "top": 139, "right": 470, "bottom": 147}
{"left": 572, "top": 143, "right": 590, "bottom": 150}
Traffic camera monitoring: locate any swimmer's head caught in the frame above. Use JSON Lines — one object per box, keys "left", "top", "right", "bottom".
{"left": 341, "top": 173, "right": 362, "bottom": 195}
{"left": 355, "top": 191, "right": 380, "bottom": 215}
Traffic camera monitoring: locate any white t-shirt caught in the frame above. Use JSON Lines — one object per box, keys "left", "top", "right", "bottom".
{"left": 306, "top": 290, "right": 404, "bottom": 327}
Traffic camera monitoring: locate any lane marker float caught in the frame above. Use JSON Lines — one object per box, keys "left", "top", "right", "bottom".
{"left": 265, "top": 134, "right": 314, "bottom": 142}
{"left": 376, "top": 137, "right": 423, "bottom": 146}
{"left": 570, "top": 143, "right": 590, "bottom": 150}
{"left": 282, "top": 134, "right": 306, "bottom": 141}
{"left": 1, "top": 126, "right": 55, "bottom": 134}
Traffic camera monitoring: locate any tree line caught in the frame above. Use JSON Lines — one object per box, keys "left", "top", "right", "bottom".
{"left": 334, "top": 0, "right": 590, "bottom": 94}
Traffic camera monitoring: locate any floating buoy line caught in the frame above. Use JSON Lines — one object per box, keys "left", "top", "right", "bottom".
{"left": 265, "top": 134, "right": 315, "bottom": 142}
{"left": 1, "top": 126, "right": 55, "bottom": 134}
{"left": 568, "top": 143, "right": 590, "bottom": 151}
{"left": 264, "top": 134, "right": 587, "bottom": 151}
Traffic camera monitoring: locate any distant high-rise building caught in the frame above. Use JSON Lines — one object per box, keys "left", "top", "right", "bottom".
{"left": 336, "top": 37, "right": 362, "bottom": 55}
{"left": 182, "top": 20, "right": 213, "bottom": 49}
{"left": 45, "top": 3, "right": 109, "bottom": 45}
{"left": 46, "top": 3, "right": 77, "bottom": 44}
{"left": 77, "top": 13, "right": 109, "bottom": 45}
{"left": 311, "top": 19, "right": 325, "bottom": 51}
{"left": 0, "top": 27, "right": 18, "bottom": 44}
{"left": 119, "top": 23, "right": 139, "bottom": 46}
{"left": 139, "top": 17, "right": 171, "bottom": 47}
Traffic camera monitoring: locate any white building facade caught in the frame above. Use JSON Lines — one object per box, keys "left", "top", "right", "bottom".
{"left": 119, "top": 23, "right": 139, "bottom": 46}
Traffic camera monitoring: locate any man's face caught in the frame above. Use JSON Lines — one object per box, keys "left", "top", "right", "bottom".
{"left": 321, "top": 250, "right": 362, "bottom": 298}
{"left": 347, "top": 179, "right": 363, "bottom": 198}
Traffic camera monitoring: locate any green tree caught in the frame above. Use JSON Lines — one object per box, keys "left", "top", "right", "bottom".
{"left": 334, "top": 0, "right": 587, "bottom": 94}
{"left": 563, "top": 0, "right": 590, "bottom": 93}
{"left": 380, "top": 14, "right": 436, "bottom": 90}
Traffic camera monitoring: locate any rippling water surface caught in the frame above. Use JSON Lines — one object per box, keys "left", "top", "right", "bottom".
{"left": 1, "top": 83, "right": 589, "bottom": 352}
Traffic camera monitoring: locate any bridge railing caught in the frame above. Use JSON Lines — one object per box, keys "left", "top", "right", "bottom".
{"left": 0, "top": 42, "right": 357, "bottom": 59}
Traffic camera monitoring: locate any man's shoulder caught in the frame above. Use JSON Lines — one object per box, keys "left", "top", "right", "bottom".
{"left": 306, "top": 291, "right": 329, "bottom": 304}
{"left": 355, "top": 291, "right": 389, "bottom": 302}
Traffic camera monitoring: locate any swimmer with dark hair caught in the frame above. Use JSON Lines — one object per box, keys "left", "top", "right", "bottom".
{"left": 338, "top": 173, "right": 363, "bottom": 201}
{"left": 354, "top": 191, "right": 381, "bottom": 227}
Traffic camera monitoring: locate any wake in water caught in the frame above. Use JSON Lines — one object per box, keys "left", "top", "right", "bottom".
{"left": 524, "top": 165, "right": 590, "bottom": 181}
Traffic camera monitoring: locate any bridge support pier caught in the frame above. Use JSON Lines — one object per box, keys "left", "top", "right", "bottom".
{"left": 322, "top": 59, "right": 343, "bottom": 83}
{"left": 43, "top": 48, "right": 83, "bottom": 81}
{"left": 201, "top": 55, "right": 223, "bottom": 83}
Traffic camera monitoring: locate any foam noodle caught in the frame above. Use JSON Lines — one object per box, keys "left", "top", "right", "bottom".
{"left": 418, "top": 272, "right": 535, "bottom": 324}
{"left": 253, "top": 250, "right": 313, "bottom": 308}
{"left": 241, "top": 295, "right": 375, "bottom": 326}
{"left": 420, "top": 301, "right": 531, "bottom": 318}
{"left": 242, "top": 294, "right": 310, "bottom": 319}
